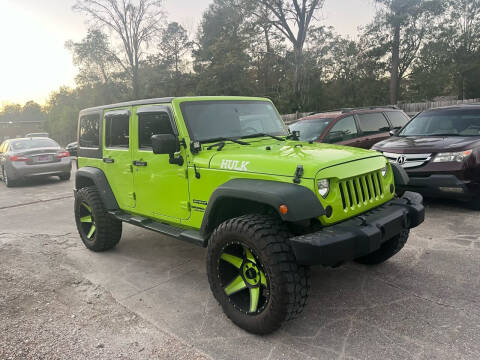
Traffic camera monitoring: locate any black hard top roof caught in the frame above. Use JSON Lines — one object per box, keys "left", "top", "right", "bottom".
{"left": 79, "top": 97, "right": 175, "bottom": 114}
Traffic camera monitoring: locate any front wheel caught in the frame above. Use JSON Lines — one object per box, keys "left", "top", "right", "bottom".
{"left": 74, "top": 186, "right": 122, "bottom": 251}
{"left": 207, "top": 214, "right": 310, "bottom": 334}
{"left": 355, "top": 230, "right": 409, "bottom": 265}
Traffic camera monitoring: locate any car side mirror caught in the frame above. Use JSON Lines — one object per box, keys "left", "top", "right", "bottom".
{"left": 152, "top": 134, "right": 180, "bottom": 155}
{"left": 389, "top": 129, "right": 399, "bottom": 136}
{"left": 151, "top": 134, "right": 184, "bottom": 166}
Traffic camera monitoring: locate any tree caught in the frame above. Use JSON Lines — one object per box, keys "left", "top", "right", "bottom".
{"left": 439, "top": 0, "right": 480, "bottom": 99}
{"left": 257, "top": 0, "right": 324, "bottom": 108}
{"left": 193, "top": 0, "right": 256, "bottom": 96}
{"left": 66, "top": 29, "right": 118, "bottom": 86}
{"left": 365, "top": 0, "right": 444, "bottom": 104}
{"left": 73, "top": 0, "right": 165, "bottom": 98}
{"left": 156, "top": 22, "right": 193, "bottom": 96}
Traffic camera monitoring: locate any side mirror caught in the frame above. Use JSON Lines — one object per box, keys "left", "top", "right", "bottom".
{"left": 151, "top": 134, "right": 180, "bottom": 155}
{"left": 389, "top": 129, "right": 400, "bottom": 136}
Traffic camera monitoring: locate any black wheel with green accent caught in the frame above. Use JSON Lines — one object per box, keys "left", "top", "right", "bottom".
{"left": 75, "top": 186, "right": 122, "bottom": 252}
{"left": 207, "top": 214, "right": 310, "bottom": 334}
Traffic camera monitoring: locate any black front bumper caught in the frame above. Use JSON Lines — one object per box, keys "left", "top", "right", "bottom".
{"left": 290, "top": 192, "right": 424, "bottom": 266}
{"left": 399, "top": 175, "right": 477, "bottom": 199}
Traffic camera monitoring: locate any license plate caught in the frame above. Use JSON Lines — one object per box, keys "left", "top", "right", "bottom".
{"left": 35, "top": 155, "right": 52, "bottom": 162}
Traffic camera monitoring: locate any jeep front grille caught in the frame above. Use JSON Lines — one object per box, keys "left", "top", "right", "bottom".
{"left": 338, "top": 171, "right": 384, "bottom": 210}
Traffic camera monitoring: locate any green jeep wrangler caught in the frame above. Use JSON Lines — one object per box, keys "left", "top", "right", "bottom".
{"left": 74, "top": 96, "right": 424, "bottom": 334}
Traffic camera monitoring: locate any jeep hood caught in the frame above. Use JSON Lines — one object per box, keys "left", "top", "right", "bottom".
{"left": 195, "top": 141, "right": 383, "bottom": 179}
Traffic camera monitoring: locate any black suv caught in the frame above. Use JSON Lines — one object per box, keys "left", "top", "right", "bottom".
{"left": 373, "top": 104, "right": 480, "bottom": 208}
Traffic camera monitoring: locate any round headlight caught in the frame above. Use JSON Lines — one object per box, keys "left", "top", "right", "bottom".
{"left": 317, "top": 179, "right": 330, "bottom": 198}
{"left": 381, "top": 164, "right": 388, "bottom": 177}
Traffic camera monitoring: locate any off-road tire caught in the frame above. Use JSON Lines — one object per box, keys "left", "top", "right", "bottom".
{"left": 355, "top": 230, "right": 409, "bottom": 265}
{"left": 2, "top": 167, "right": 16, "bottom": 187}
{"left": 59, "top": 172, "right": 71, "bottom": 181}
{"left": 75, "top": 186, "right": 122, "bottom": 251}
{"left": 207, "top": 214, "right": 310, "bottom": 334}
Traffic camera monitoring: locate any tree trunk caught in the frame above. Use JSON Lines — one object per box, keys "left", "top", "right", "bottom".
{"left": 390, "top": 23, "right": 401, "bottom": 105}
{"left": 294, "top": 44, "right": 304, "bottom": 109}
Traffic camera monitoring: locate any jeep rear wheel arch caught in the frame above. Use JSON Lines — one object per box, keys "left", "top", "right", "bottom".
{"left": 200, "top": 179, "right": 325, "bottom": 237}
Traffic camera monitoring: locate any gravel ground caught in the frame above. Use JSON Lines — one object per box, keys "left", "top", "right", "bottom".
{"left": 0, "top": 232, "right": 208, "bottom": 360}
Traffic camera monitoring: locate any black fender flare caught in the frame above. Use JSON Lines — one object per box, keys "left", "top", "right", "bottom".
{"left": 75, "top": 167, "right": 119, "bottom": 210}
{"left": 200, "top": 179, "right": 325, "bottom": 236}
{"left": 391, "top": 163, "right": 409, "bottom": 186}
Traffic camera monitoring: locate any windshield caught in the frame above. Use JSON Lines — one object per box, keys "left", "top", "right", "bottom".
{"left": 10, "top": 138, "right": 59, "bottom": 151}
{"left": 180, "top": 101, "right": 288, "bottom": 142}
{"left": 289, "top": 118, "right": 334, "bottom": 141}
{"left": 399, "top": 109, "right": 480, "bottom": 137}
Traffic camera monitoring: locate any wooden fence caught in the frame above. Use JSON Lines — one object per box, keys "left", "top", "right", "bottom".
{"left": 281, "top": 98, "right": 480, "bottom": 122}
{"left": 397, "top": 98, "right": 480, "bottom": 115}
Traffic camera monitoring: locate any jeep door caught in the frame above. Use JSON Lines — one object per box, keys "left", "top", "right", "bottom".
{"left": 132, "top": 105, "right": 190, "bottom": 220}
{"left": 102, "top": 108, "right": 135, "bottom": 209}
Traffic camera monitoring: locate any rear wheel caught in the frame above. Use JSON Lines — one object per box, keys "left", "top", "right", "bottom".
{"left": 59, "top": 172, "right": 71, "bottom": 181}
{"left": 355, "top": 230, "right": 409, "bottom": 265}
{"left": 207, "top": 214, "right": 310, "bottom": 334}
{"left": 74, "top": 186, "right": 122, "bottom": 251}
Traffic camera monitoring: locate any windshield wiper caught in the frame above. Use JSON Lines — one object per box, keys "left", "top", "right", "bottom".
{"left": 240, "top": 133, "right": 286, "bottom": 141}
{"left": 203, "top": 137, "right": 250, "bottom": 151}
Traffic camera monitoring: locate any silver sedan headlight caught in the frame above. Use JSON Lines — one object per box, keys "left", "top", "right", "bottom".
{"left": 433, "top": 150, "right": 472, "bottom": 163}
{"left": 317, "top": 179, "right": 330, "bottom": 198}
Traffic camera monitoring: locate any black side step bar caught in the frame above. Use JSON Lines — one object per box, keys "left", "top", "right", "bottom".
{"left": 108, "top": 211, "right": 206, "bottom": 247}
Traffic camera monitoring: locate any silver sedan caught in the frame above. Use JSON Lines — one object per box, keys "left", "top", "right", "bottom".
{"left": 0, "top": 137, "right": 72, "bottom": 187}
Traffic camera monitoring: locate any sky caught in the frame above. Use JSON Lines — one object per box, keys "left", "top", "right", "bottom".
{"left": 0, "top": 0, "right": 376, "bottom": 106}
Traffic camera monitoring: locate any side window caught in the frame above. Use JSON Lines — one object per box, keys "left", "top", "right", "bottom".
{"left": 138, "top": 112, "right": 174, "bottom": 149}
{"left": 105, "top": 114, "right": 130, "bottom": 148}
{"left": 79, "top": 114, "right": 100, "bottom": 148}
{"left": 357, "top": 113, "right": 390, "bottom": 135}
{"left": 324, "top": 116, "right": 358, "bottom": 143}
{"left": 386, "top": 111, "right": 409, "bottom": 129}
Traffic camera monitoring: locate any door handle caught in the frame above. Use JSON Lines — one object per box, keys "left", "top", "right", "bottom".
{"left": 133, "top": 160, "right": 147, "bottom": 167}
{"left": 103, "top": 158, "right": 115, "bottom": 163}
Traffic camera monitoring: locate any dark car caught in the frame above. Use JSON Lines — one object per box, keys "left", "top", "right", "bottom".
{"left": 372, "top": 104, "right": 480, "bottom": 208}
{"left": 289, "top": 107, "right": 410, "bottom": 149}
{"left": 66, "top": 141, "right": 78, "bottom": 157}
{"left": 0, "top": 137, "right": 71, "bottom": 187}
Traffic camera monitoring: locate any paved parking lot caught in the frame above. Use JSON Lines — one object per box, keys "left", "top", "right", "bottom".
{"left": 1, "top": 168, "right": 479, "bottom": 359}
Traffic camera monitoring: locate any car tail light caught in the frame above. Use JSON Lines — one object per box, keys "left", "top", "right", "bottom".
{"left": 9, "top": 155, "right": 28, "bottom": 162}
{"left": 56, "top": 151, "right": 70, "bottom": 158}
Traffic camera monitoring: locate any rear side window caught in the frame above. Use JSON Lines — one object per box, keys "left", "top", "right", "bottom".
{"left": 138, "top": 112, "right": 174, "bottom": 149}
{"left": 357, "top": 113, "right": 390, "bottom": 135}
{"left": 10, "top": 138, "right": 59, "bottom": 150}
{"left": 105, "top": 113, "right": 130, "bottom": 148}
{"left": 386, "top": 111, "right": 409, "bottom": 129}
{"left": 324, "top": 116, "right": 358, "bottom": 143}
{"left": 79, "top": 114, "right": 100, "bottom": 148}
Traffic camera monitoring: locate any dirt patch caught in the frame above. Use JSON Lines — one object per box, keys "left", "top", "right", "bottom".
{"left": 0, "top": 233, "right": 208, "bottom": 360}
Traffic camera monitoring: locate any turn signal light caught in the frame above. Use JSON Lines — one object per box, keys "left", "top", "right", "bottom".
{"left": 279, "top": 205, "right": 288, "bottom": 215}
